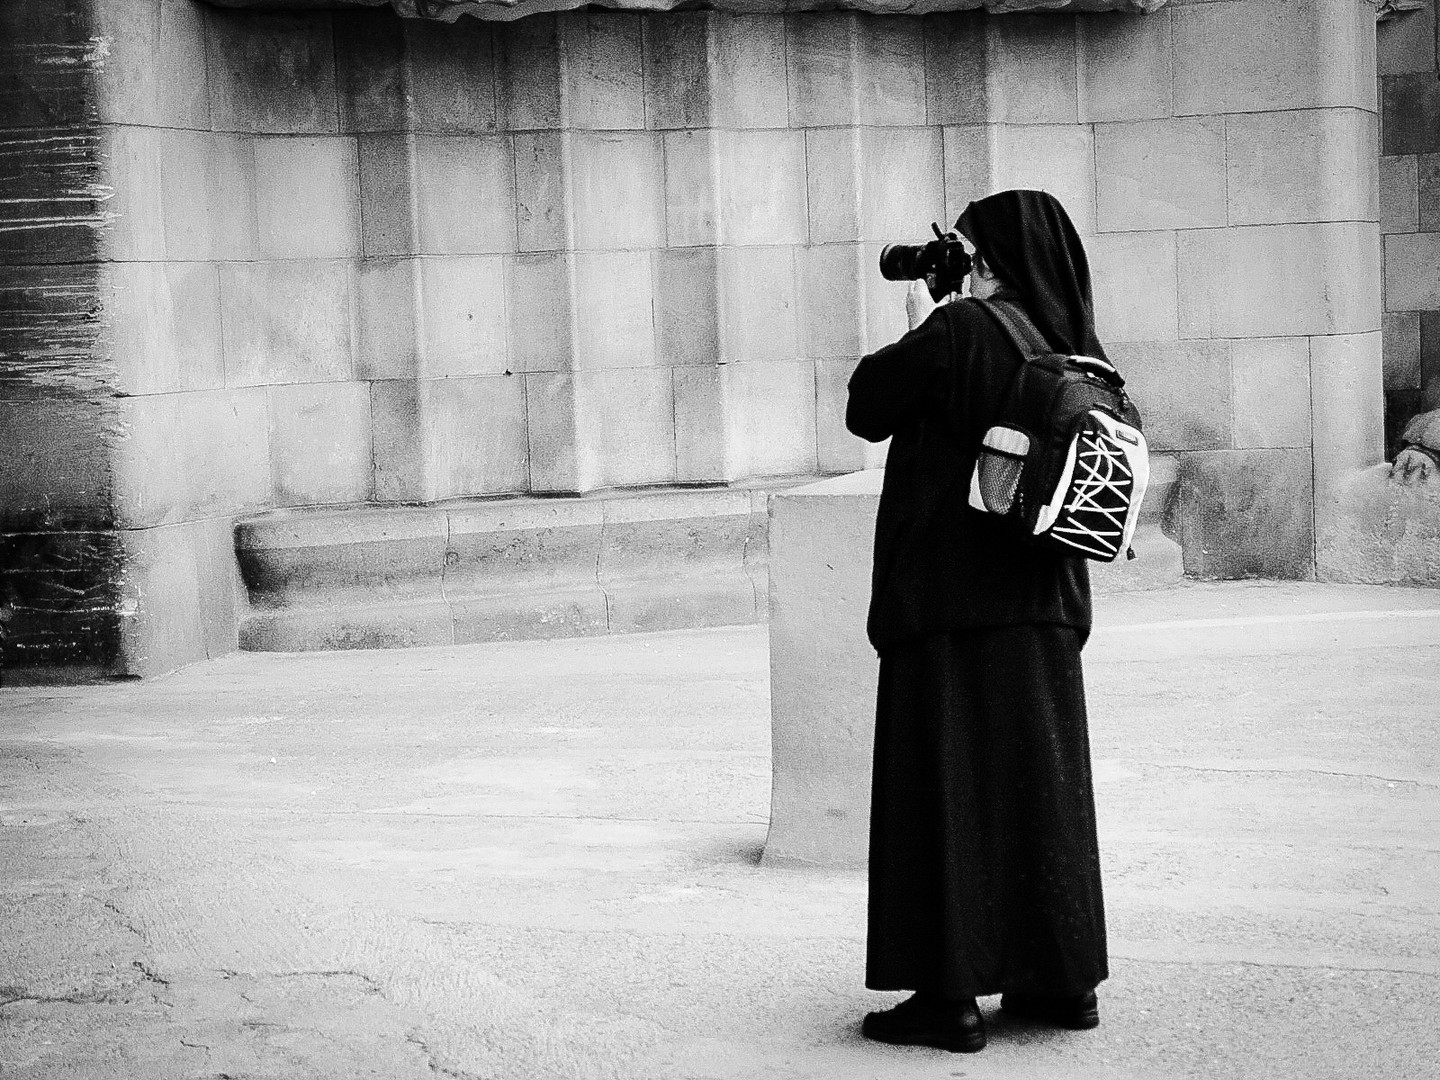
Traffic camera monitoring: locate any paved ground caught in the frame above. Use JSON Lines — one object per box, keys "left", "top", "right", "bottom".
{"left": 2, "top": 580, "right": 1439, "bottom": 1080}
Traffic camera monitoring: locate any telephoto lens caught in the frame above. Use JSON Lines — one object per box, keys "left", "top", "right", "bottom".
{"left": 878, "top": 243, "right": 926, "bottom": 283}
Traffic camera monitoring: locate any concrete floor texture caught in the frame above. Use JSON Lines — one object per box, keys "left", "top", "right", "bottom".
{"left": 2, "top": 580, "right": 1438, "bottom": 1080}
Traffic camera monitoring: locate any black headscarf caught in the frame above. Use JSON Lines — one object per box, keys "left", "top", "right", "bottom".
{"left": 956, "top": 189, "right": 1106, "bottom": 361}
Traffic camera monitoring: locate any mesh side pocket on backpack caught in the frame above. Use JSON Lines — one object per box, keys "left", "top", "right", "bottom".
{"left": 967, "top": 425, "right": 1031, "bottom": 516}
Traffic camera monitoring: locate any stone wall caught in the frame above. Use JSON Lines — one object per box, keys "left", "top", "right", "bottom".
{"left": 1378, "top": 1, "right": 1440, "bottom": 453}
{"left": 1, "top": 0, "right": 1389, "bottom": 678}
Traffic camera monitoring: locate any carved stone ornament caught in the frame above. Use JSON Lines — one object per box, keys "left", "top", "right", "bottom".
{"left": 204, "top": 0, "right": 1169, "bottom": 22}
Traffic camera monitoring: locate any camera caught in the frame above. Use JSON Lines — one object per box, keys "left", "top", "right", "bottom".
{"left": 879, "top": 222, "right": 973, "bottom": 302}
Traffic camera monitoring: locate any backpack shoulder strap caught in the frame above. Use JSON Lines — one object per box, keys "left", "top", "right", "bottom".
{"left": 972, "top": 297, "right": 1051, "bottom": 360}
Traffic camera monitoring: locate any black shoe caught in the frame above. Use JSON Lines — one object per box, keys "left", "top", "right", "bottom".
{"left": 862, "top": 994, "right": 986, "bottom": 1053}
{"left": 999, "top": 990, "right": 1100, "bottom": 1030}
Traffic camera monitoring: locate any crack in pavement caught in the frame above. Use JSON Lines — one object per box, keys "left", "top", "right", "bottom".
{"left": 1138, "top": 762, "right": 1438, "bottom": 788}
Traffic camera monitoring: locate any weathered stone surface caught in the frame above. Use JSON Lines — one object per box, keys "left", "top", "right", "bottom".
{"left": 924, "top": 14, "right": 988, "bottom": 126}
{"left": 814, "top": 357, "right": 887, "bottom": 474}
{"left": 1088, "top": 230, "right": 1178, "bottom": 342}
{"left": 524, "top": 372, "right": 584, "bottom": 491}
{"left": 1380, "top": 154, "right": 1419, "bottom": 234}
{"left": 1383, "top": 312, "right": 1421, "bottom": 393}
{"left": 1164, "top": 449, "right": 1316, "bottom": 580}
{"left": 513, "top": 131, "right": 571, "bottom": 252}
{"left": 720, "top": 361, "right": 820, "bottom": 478}
{"left": 990, "top": 124, "right": 1096, "bottom": 235}
{"left": 1095, "top": 117, "right": 1225, "bottom": 232}
{"left": 1418, "top": 153, "right": 1440, "bottom": 233}
{"left": 556, "top": 13, "right": 646, "bottom": 130}
{"left": 219, "top": 260, "right": 356, "bottom": 386}
{"left": 987, "top": 12, "right": 1079, "bottom": 124}
{"left": 1226, "top": 109, "right": 1378, "bottom": 226}
{"left": 1310, "top": 331, "right": 1385, "bottom": 500}
{"left": 1230, "top": 338, "right": 1313, "bottom": 451}
{"left": 1377, "top": 0, "right": 1436, "bottom": 76}
{"left": 104, "top": 262, "right": 225, "bottom": 397}
{"left": 412, "top": 135, "right": 517, "bottom": 255}
{"left": 1317, "top": 463, "right": 1440, "bottom": 585}
{"left": 1180, "top": 222, "right": 1380, "bottom": 339}
{"left": 1078, "top": 7, "right": 1172, "bottom": 122}
{"left": 253, "top": 136, "right": 361, "bottom": 260}
{"left": 406, "top": 16, "right": 500, "bottom": 133}
{"left": 507, "top": 251, "right": 577, "bottom": 372}
{"left": 662, "top": 130, "right": 718, "bottom": 247}
{"left": 673, "top": 365, "right": 729, "bottom": 479}
{"left": 567, "top": 132, "right": 664, "bottom": 250}
{"left": 268, "top": 380, "right": 374, "bottom": 506}
{"left": 416, "top": 255, "right": 509, "bottom": 377}
{"left": 1385, "top": 232, "right": 1440, "bottom": 311}
{"left": 794, "top": 244, "right": 866, "bottom": 359}
{"left": 718, "top": 246, "right": 799, "bottom": 362}
{"left": 334, "top": 8, "right": 409, "bottom": 133}
{"left": 204, "top": 8, "right": 340, "bottom": 134}
{"left": 357, "top": 134, "right": 416, "bottom": 257}
{"left": 1422, "top": 313, "right": 1440, "bottom": 410}
{"left": 714, "top": 130, "right": 808, "bottom": 246}
{"left": 574, "top": 368, "right": 677, "bottom": 488}
{"left": 1111, "top": 339, "right": 1231, "bottom": 452}
{"left": 1382, "top": 72, "right": 1440, "bottom": 156}
{"left": 1173, "top": 0, "right": 1376, "bottom": 116}
{"left": 420, "top": 374, "right": 531, "bottom": 498}
{"left": 93, "top": 0, "right": 210, "bottom": 130}
{"left": 654, "top": 247, "right": 720, "bottom": 367}
{"left": 572, "top": 250, "right": 655, "bottom": 369}
{"left": 210, "top": 0, "right": 1167, "bottom": 16}
{"left": 369, "top": 379, "right": 426, "bottom": 500}
{"left": 356, "top": 257, "right": 419, "bottom": 379}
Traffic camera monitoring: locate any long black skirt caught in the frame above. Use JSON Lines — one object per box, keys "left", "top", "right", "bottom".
{"left": 865, "top": 623, "right": 1107, "bottom": 999}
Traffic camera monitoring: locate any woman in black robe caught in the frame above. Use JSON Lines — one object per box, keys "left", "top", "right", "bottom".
{"left": 846, "top": 190, "right": 1108, "bottom": 1053}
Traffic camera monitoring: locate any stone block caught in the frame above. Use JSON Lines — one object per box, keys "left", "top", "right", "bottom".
{"left": 1181, "top": 222, "right": 1381, "bottom": 338}
{"left": 721, "top": 361, "right": 819, "bottom": 478}
{"left": 1109, "top": 339, "right": 1231, "bottom": 452}
{"left": 815, "top": 357, "right": 887, "bottom": 474}
{"left": 268, "top": 381, "right": 374, "bottom": 506}
{"left": 642, "top": 13, "right": 712, "bottom": 130}
{"left": 860, "top": 128, "right": 946, "bottom": 242}
{"left": 575, "top": 368, "right": 677, "bottom": 489}
{"left": 356, "top": 257, "right": 419, "bottom": 380}
{"left": 986, "top": 13, "right": 1079, "bottom": 125}
{"left": 654, "top": 247, "right": 720, "bottom": 367}
{"left": 206, "top": 133, "right": 262, "bottom": 263}
{"left": 556, "top": 12, "right": 645, "bottom": 131}
{"left": 525, "top": 372, "right": 585, "bottom": 491}
{"left": 420, "top": 375, "right": 530, "bottom": 499}
{"left": 1226, "top": 109, "right": 1378, "bottom": 226}
{"left": 194, "top": 514, "right": 244, "bottom": 662}
{"left": 1421, "top": 313, "right": 1440, "bottom": 408}
{"left": 572, "top": 251, "right": 655, "bottom": 370}
{"left": 1418, "top": 153, "right": 1440, "bottom": 232}
{"left": 105, "top": 262, "right": 224, "bottom": 397}
{"left": 943, "top": 125, "right": 994, "bottom": 227}
{"left": 924, "top": 14, "right": 987, "bottom": 126}
{"left": 785, "top": 13, "right": 857, "bottom": 129}
{"left": 763, "top": 470, "right": 882, "bottom": 868}
{"left": 1315, "top": 463, "right": 1440, "bottom": 586}
{"left": 357, "top": 134, "right": 417, "bottom": 258}
{"left": 990, "top": 124, "right": 1097, "bottom": 236}
{"left": 1088, "top": 231, "right": 1178, "bottom": 343}
{"left": 663, "top": 130, "right": 719, "bottom": 246}
{"left": 412, "top": 135, "right": 517, "bottom": 255}
{"left": 93, "top": 0, "right": 209, "bottom": 129}
{"left": 1310, "top": 331, "right": 1385, "bottom": 498}
{"left": 416, "top": 255, "right": 509, "bottom": 378}
{"left": 708, "top": 13, "right": 789, "bottom": 130}
{"left": 102, "top": 125, "right": 164, "bottom": 262}
{"left": 370, "top": 379, "right": 426, "bottom": 501}
{"left": 117, "top": 522, "right": 206, "bottom": 678}
{"left": 1077, "top": 8, "right": 1172, "bottom": 123}
{"left": 253, "top": 136, "right": 361, "bottom": 260}
{"left": 673, "top": 366, "right": 729, "bottom": 481}
{"left": 804, "top": 129, "right": 864, "bottom": 245}
{"left": 1378, "top": 2, "right": 1436, "bottom": 77}
{"left": 1174, "top": 0, "right": 1376, "bottom": 116}
{"left": 514, "top": 132, "right": 572, "bottom": 252}
{"left": 568, "top": 132, "right": 664, "bottom": 250}
{"left": 855, "top": 15, "right": 928, "bottom": 128}
{"left": 1383, "top": 72, "right": 1440, "bottom": 156}
{"left": 715, "top": 130, "right": 808, "bottom": 246}
{"left": 113, "top": 388, "right": 270, "bottom": 528}
{"left": 1230, "top": 337, "right": 1312, "bottom": 450}
{"left": 334, "top": 8, "right": 408, "bottom": 134}
{"left": 1380, "top": 154, "right": 1419, "bottom": 234}
{"left": 220, "top": 260, "right": 356, "bottom": 386}
{"left": 1383, "top": 312, "right": 1421, "bottom": 393}
{"left": 495, "top": 16, "right": 563, "bottom": 132}
{"left": 0, "top": 399, "right": 113, "bottom": 529}
{"left": 1165, "top": 449, "right": 1315, "bottom": 580}
{"left": 795, "top": 244, "right": 865, "bottom": 358}
{"left": 156, "top": 128, "right": 224, "bottom": 263}
{"left": 406, "top": 17, "right": 499, "bottom": 134}
{"left": 507, "top": 251, "right": 576, "bottom": 373}
{"left": 203, "top": 8, "right": 339, "bottom": 134}
{"left": 1384, "top": 231, "right": 1440, "bottom": 312}
{"left": 603, "top": 576, "right": 760, "bottom": 635}
{"left": 1094, "top": 118, "right": 1225, "bottom": 233}
{"left": 718, "top": 246, "right": 799, "bottom": 363}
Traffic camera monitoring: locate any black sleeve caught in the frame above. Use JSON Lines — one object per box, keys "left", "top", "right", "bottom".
{"left": 845, "top": 305, "right": 951, "bottom": 443}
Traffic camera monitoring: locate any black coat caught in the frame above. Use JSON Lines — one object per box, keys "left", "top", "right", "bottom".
{"left": 846, "top": 296, "right": 1091, "bottom": 655}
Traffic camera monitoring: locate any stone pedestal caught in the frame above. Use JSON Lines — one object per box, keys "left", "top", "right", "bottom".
{"left": 762, "top": 468, "right": 1183, "bottom": 869}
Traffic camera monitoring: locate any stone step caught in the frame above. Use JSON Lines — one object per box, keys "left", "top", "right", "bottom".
{"left": 236, "top": 485, "right": 778, "bottom": 652}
